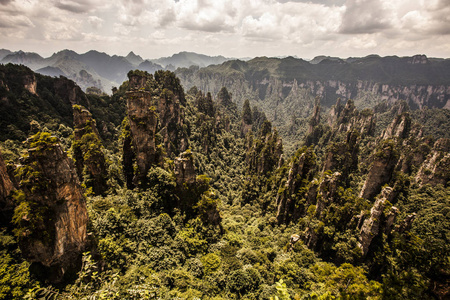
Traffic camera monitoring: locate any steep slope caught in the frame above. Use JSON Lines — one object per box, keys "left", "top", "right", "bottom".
{"left": 176, "top": 55, "right": 450, "bottom": 142}
{"left": 152, "top": 51, "right": 230, "bottom": 69}
{"left": 0, "top": 64, "right": 126, "bottom": 142}
{"left": 12, "top": 132, "right": 88, "bottom": 283}
{"left": 0, "top": 65, "right": 449, "bottom": 299}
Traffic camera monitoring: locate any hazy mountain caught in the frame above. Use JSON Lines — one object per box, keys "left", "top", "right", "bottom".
{"left": 1, "top": 50, "right": 45, "bottom": 70}
{"left": 78, "top": 50, "right": 134, "bottom": 83}
{"left": 0, "top": 49, "right": 234, "bottom": 94}
{"left": 310, "top": 55, "right": 344, "bottom": 64}
{"left": 0, "top": 49, "right": 12, "bottom": 61}
{"left": 137, "top": 60, "right": 164, "bottom": 74}
{"left": 35, "top": 66, "right": 65, "bottom": 77}
{"left": 125, "top": 51, "right": 144, "bottom": 65}
{"left": 152, "top": 51, "right": 230, "bottom": 69}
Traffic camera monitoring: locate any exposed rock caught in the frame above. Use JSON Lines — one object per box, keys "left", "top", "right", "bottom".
{"left": 157, "top": 85, "right": 189, "bottom": 155}
{"left": 408, "top": 54, "right": 429, "bottom": 65}
{"left": 415, "top": 138, "right": 450, "bottom": 187}
{"left": 72, "top": 105, "right": 108, "bottom": 195}
{"left": 358, "top": 187, "right": 397, "bottom": 257}
{"left": 0, "top": 151, "right": 14, "bottom": 213}
{"left": 127, "top": 89, "right": 159, "bottom": 183}
{"left": 125, "top": 70, "right": 189, "bottom": 185}
{"left": 246, "top": 123, "right": 283, "bottom": 175}
{"left": 381, "top": 112, "right": 411, "bottom": 140}
{"left": 334, "top": 100, "right": 376, "bottom": 137}
{"left": 14, "top": 133, "right": 88, "bottom": 283}
{"left": 328, "top": 98, "right": 343, "bottom": 126}
{"left": 73, "top": 105, "right": 100, "bottom": 140}
{"left": 276, "top": 147, "right": 316, "bottom": 224}
{"left": 288, "top": 234, "right": 300, "bottom": 251}
{"left": 53, "top": 76, "right": 90, "bottom": 107}
{"left": 314, "top": 172, "right": 342, "bottom": 219}
{"left": 174, "top": 150, "right": 196, "bottom": 186}
{"left": 360, "top": 140, "right": 399, "bottom": 200}
{"left": 308, "top": 99, "right": 321, "bottom": 134}
{"left": 322, "top": 131, "right": 359, "bottom": 180}
{"left": 23, "top": 74, "right": 37, "bottom": 95}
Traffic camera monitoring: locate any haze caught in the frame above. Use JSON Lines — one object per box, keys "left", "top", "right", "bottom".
{"left": 0, "top": 0, "right": 449, "bottom": 59}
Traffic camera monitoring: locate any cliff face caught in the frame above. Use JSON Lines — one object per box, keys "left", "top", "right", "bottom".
{"left": 125, "top": 71, "right": 189, "bottom": 185}
{"left": 358, "top": 187, "right": 398, "bottom": 257}
{"left": 72, "top": 105, "right": 108, "bottom": 195}
{"left": 415, "top": 138, "right": 450, "bottom": 186}
{"left": 381, "top": 112, "right": 412, "bottom": 140}
{"left": 294, "top": 80, "right": 450, "bottom": 109}
{"left": 127, "top": 89, "right": 159, "bottom": 183}
{"left": 53, "top": 76, "right": 91, "bottom": 108}
{"left": 177, "top": 57, "right": 450, "bottom": 135}
{"left": 359, "top": 140, "right": 399, "bottom": 200}
{"left": 13, "top": 132, "right": 88, "bottom": 283}
{"left": 276, "top": 147, "right": 316, "bottom": 224}
{"left": 0, "top": 151, "right": 14, "bottom": 213}
{"left": 174, "top": 150, "right": 196, "bottom": 186}
{"left": 245, "top": 129, "right": 283, "bottom": 175}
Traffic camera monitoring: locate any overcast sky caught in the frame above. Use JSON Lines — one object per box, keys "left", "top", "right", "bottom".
{"left": 0, "top": 0, "right": 449, "bottom": 59}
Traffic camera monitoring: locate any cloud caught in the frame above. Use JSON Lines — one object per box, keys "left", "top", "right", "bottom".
{"left": 241, "top": 12, "right": 280, "bottom": 40}
{"left": 53, "top": 0, "right": 96, "bottom": 13}
{"left": 0, "top": 0, "right": 13, "bottom": 5}
{"left": 88, "top": 16, "right": 103, "bottom": 29}
{"left": 0, "top": 15, "right": 34, "bottom": 28}
{"left": 175, "top": 0, "right": 238, "bottom": 32}
{"left": 340, "top": 0, "right": 393, "bottom": 34}
{"left": 241, "top": 2, "right": 343, "bottom": 43}
{"left": 277, "top": 0, "right": 346, "bottom": 5}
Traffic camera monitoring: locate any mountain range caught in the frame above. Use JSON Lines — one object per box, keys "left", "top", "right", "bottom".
{"left": 0, "top": 49, "right": 233, "bottom": 93}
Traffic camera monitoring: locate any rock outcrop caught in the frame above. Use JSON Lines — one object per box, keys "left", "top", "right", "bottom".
{"left": 174, "top": 150, "right": 196, "bottom": 186}
{"left": 358, "top": 187, "right": 398, "bottom": 257}
{"left": 0, "top": 151, "right": 14, "bottom": 214}
{"left": 72, "top": 105, "right": 108, "bottom": 195}
{"left": 381, "top": 112, "right": 411, "bottom": 140}
{"left": 276, "top": 147, "right": 316, "bottom": 224}
{"left": 304, "top": 172, "right": 342, "bottom": 250}
{"left": 241, "top": 99, "right": 253, "bottom": 137}
{"left": 313, "top": 172, "right": 342, "bottom": 219}
{"left": 246, "top": 121, "right": 283, "bottom": 175}
{"left": 360, "top": 140, "right": 399, "bottom": 200}
{"left": 13, "top": 132, "right": 88, "bottom": 283}
{"left": 415, "top": 138, "right": 450, "bottom": 187}
{"left": 322, "top": 131, "right": 359, "bottom": 180}
{"left": 332, "top": 100, "right": 376, "bottom": 137}
{"left": 125, "top": 70, "right": 189, "bottom": 185}
{"left": 127, "top": 87, "right": 159, "bottom": 183}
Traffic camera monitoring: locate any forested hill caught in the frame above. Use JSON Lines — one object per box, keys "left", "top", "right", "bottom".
{"left": 0, "top": 64, "right": 449, "bottom": 299}
{"left": 176, "top": 54, "right": 450, "bottom": 154}
{"left": 176, "top": 54, "right": 450, "bottom": 109}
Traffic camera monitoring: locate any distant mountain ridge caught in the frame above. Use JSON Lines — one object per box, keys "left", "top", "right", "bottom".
{"left": 0, "top": 49, "right": 235, "bottom": 93}
{"left": 152, "top": 51, "right": 230, "bottom": 70}
{"left": 175, "top": 54, "right": 450, "bottom": 149}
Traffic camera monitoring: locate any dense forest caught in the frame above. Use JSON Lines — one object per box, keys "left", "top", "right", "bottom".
{"left": 0, "top": 63, "right": 449, "bottom": 299}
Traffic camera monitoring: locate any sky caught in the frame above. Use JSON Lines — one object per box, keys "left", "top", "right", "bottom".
{"left": 0, "top": 0, "right": 449, "bottom": 60}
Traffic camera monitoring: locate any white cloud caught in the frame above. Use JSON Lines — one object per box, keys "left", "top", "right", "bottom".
{"left": 340, "top": 0, "right": 393, "bottom": 34}
{"left": 52, "top": 0, "right": 97, "bottom": 13}
{"left": 88, "top": 16, "right": 103, "bottom": 29}
{"left": 0, "top": 14, "right": 34, "bottom": 29}
{"left": 0, "top": 0, "right": 449, "bottom": 59}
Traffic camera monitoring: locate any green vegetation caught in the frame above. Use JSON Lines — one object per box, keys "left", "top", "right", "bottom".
{"left": 0, "top": 65, "right": 449, "bottom": 299}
